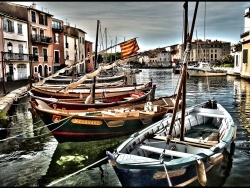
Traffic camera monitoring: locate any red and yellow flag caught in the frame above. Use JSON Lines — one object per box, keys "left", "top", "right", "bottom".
{"left": 120, "top": 38, "right": 140, "bottom": 58}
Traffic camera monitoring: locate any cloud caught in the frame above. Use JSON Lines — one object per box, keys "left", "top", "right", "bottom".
{"left": 13, "top": 1, "right": 250, "bottom": 50}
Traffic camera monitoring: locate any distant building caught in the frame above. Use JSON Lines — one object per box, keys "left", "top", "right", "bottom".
{"left": 178, "top": 39, "right": 231, "bottom": 63}
{"left": 157, "top": 50, "right": 171, "bottom": 67}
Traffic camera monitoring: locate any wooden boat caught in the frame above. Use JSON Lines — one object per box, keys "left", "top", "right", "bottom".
{"left": 29, "top": 94, "right": 180, "bottom": 143}
{"left": 106, "top": 2, "right": 237, "bottom": 187}
{"left": 29, "top": 81, "right": 153, "bottom": 99}
{"left": 28, "top": 85, "right": 155, "bottom": 110}
{"left": 187, "top": 62, "right": 227, "bottom": 77}
{"left": 43, "top": 72, "right": 127, "bottom": 85}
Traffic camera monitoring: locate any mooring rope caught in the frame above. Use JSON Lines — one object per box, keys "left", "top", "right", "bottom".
{"left": 47, "top": 156, "right": 108, "bottom": 187}
{"left": 0, "top": 115, "right": 74, "bottom": 141}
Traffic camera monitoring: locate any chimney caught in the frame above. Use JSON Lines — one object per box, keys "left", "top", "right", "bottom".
{"left": 31, "top": 2, "right": 36, "bottom": 9}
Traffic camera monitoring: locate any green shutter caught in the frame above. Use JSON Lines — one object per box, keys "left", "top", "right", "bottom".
{"left": 243, "top": 49, "right": 248, "bottom": 64}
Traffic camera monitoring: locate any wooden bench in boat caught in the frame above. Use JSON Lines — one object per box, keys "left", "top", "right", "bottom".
{"left": 140, "top": 145, "right": 197, "bottom": 158}
{"left": 191, "top": 107, "right": 226, "bottom": 119}
{"left": 153, "top": 135, "right": 218, "bottom": 148}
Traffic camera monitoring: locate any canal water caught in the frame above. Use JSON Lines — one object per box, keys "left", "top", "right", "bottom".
{"left": 0, "top": 68, "right": 249, "bottom": 186}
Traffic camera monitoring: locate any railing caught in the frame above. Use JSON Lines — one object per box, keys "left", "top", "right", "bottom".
{"left": 52, "top": 24, "right": 63, "bottom": 32}
{"left": 31, "top": 34, "right": 52, "bottom": 44}
{"left": 3, "top": 53, "right": 30, "bottom": 61}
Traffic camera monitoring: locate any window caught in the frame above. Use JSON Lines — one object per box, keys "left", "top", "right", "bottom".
{"left": 52, "top": 20, "right": 61, "bottom": 29}
{"left": 66, "top": 51, "right": 69, "bottom": 59}
{"left": 3, "top": 19, "right": 14, "bottom": 32}
{"left": 43, "top": 48, "right": 48, "bottom": 62}
{"left": 39, "top": 13, "right": 45, "bottom": 25}
{"left": 243, "top": 49, "right": 248, "bottom": 64}
{"left": 236, "top": 55, "right": 239, "bottom": 67}
{"left": 18, "top": 44, "right": 24, "bottom": 60}
{"left": 55, "top": 33, "right": 59, "bottom": 43}
{"left": 31, "top": 11, "right": 36, "bottom": 22}
{"left": 17, "top": 23, "right": 23, "bottom": 34}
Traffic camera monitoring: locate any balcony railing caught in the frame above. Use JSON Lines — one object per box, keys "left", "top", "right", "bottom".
{"left": 240, "top": 31, "right": 249, "bottom": 39}
{"left": 3, "top": 52, "right": 30, "bottom": 61}
{"left": 52, "top": 24, "right": 64, "bottom": 32}
{"left": 31, "top": 34, "right": 52, "bottom": 44}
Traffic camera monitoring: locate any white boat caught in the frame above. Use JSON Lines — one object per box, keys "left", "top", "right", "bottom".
{"left": 106, "top": 2, "right": 237, "bottom": 187}
{"left": 187, "top": 62, "right": 227, "bottom": 77}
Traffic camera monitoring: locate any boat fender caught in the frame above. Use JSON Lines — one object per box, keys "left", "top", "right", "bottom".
{"left": 233, "top": 126, "right": 237, "bottom": 140}
{"left": 106, "top": 151, "right": 116, "bottom": 166}
{"left": 208, "top": 153, "right": 223, "bottom": 165}
{"left": 195, "top": 159, "right": 207, "bottom": 186}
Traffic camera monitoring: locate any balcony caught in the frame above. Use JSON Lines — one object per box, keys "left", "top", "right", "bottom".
{"left": 52, "top": 24, "right": 64, "bottom": 32}
{"left": 4, "top": 53, "right": 30, "bottom": 61}
{"left": 31, "top": 34, "right": 52, "bottom": 44}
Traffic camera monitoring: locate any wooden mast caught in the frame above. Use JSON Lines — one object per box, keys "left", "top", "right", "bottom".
{"left": 92, "top": 20, "right": 100, "bottom": 104}
{"left": 166, "top": 1, "right": 199, "bottom": 144}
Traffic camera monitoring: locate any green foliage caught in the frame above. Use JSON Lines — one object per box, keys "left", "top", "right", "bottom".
{"left": 222, "top": 54, "right": 234, "bottom": 64}
{"left": 0, "top": 111, "right": 7, "bottom": 119}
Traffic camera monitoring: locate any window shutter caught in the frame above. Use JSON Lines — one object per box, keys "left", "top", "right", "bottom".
{"left": 45, "top": 15, "right": 48, "bottom": 26}
{"left": 243, "top": 49, "right": 248, "bottom": 64}
{"left": 3, "top": 19, "right": 7, "bottom": 31}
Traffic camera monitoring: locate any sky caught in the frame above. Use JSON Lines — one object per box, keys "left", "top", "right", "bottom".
{"left": 11, "top": 1, "right": 250, "bottom": 52}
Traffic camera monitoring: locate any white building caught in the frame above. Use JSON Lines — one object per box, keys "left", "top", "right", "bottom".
{"left": 157, "top": 51, "right": 171, "bottom": 67}
{"left": 0, "top": 13, "right": 29, "bottom": 81}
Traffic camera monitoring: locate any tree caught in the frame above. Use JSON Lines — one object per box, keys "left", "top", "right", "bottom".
{"left": 223, "top": 54, "right": 234, "bottom": 65}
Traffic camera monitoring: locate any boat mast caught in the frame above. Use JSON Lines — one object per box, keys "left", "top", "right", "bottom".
{"left": 166, "top": 1, "right": 199, "bottom": 143}
{"left": 92, "top": 20, "right": 100, "bottom": 104}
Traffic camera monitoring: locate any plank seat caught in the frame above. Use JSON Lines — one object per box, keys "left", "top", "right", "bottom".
{"left": 191, "top": 107, "right": 225, "bottom": 118}
{"left": 153, "top": 135, "right": 218, "bottom": 148}
{"left": 140, "top": 145, "right": 196, "bottom": 158}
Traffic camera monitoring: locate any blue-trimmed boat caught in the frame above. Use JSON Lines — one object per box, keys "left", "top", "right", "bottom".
{"left": 106, "top": 2, "right": 237, "bottom": 186}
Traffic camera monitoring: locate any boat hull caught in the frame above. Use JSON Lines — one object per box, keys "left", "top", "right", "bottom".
{"left": 108, "top": 101, "right": 236, "bottom": 186}
{"left": 35, "top": 110, "right": 166, "bottom": 143}
{"left": 187, "top": 68, "right": 227, "bottom": 77}
{"left": 28, "top": 87, "right": 155, "bottom": 110}
{"left": 30, "top": 82, "right": 152, "bottom": 99}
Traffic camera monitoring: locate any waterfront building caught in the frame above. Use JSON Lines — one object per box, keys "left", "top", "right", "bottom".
{"left": 85, "top": 40, "right": 94, "bottom": 72}
{"left": 52, "top": 17, "right": 65, "bottom": 72}
{"left": 240, "top": 6, "right": 250, "bottom": 79}
{"left": 0, "top": 12, "right": 29, "bottom": 81}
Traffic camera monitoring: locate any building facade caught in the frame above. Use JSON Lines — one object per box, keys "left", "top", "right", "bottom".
{"left": 0, "top": 3, "right": 30, "bottom": 81}
{"left": 240, "top": 7, "right": 250, "bottom": 79}
{"left": 52, "top": 17, "right": 65, "bottom": 72}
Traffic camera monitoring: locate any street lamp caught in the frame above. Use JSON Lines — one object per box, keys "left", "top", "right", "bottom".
{"left": 1, "top": 42, "right": 13, "bottom": 95}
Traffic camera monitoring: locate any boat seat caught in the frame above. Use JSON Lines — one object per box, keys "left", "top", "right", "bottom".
{"left": 190, "top": 107, "right": 226, "bottom": 118}
{"left": 153, "top": 135, "right": 218, "bottom": 148}
{"left": 140, "top": 145, "right": 198, "bottom": 158}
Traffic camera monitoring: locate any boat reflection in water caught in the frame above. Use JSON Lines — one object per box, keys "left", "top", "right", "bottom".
{"left": 38, "top": 135, "right": 128, "bottom": 186}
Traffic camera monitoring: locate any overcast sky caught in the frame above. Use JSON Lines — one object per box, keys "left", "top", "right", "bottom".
{"left": 12, "top": 1, "right": 250, "bottom": 52}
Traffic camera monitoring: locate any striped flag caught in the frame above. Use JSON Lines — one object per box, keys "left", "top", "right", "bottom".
{"left": 120, "top": 38, "right": 140, "bottom": 58}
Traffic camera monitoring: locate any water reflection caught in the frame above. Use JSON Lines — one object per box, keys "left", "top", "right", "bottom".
{"left": 0, "top": 70, "right": 250, "bottom": 186}
{"left": 38, "top": 135, "right": 128, "bottom": 186}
